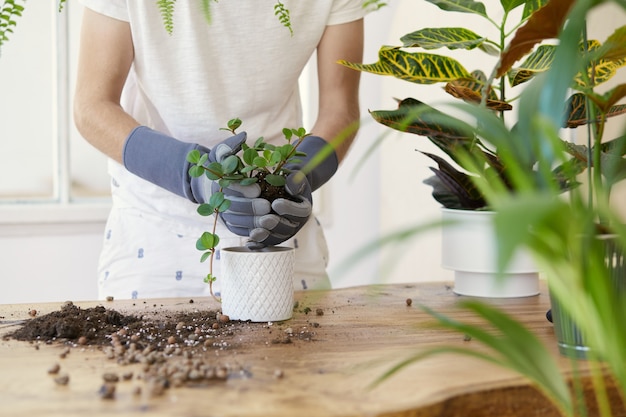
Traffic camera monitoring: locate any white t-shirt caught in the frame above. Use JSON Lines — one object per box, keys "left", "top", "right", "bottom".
{"left": 78, "top": 0, "right": 366, "bottom": 298}
{"left": 80, "top": 0, "right": 366, "bottom": 233}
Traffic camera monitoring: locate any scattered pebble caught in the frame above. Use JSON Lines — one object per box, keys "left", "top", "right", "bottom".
{"left": 28, "top": 309, "right": 37, "bottom": 317}
{"left": 102, "top": 373, "right": 119, "bottom": 383}
{"left": 47, "top": 363, "right": 61, "bottom": 374}
{"left": 274, "top": 369, "right": 284, "bottom": 379}
{"left": 463, "top": 334, "right": 472, "bottom": 342}
{"left": 315, "top": 308, "right": 324, "bottom": 316}
{"left": 406, "top": 298, "right": 413, "bottom": 307}
{"left": 106, "top": 296, "right": 114, "bottom": 302}
{"left": 99, "top": 383, "right": 116, "bottom": 399}
{"left": 77, "top": 336, "right": 88, "bottom": 345}
{"left": 54, "top": 374, "right": 70, "bottom": 386}
{"left": 59, "top": 347, "right": 71, "bottom": 359}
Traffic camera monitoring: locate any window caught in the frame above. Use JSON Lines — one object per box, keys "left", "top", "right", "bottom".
{"left": 0, "top": 2, "right": 111, "bottom": 218}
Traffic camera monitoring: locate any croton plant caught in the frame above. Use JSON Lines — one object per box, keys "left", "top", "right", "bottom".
{"left": 340, "top": 0, "right": 626, "bottom": 210}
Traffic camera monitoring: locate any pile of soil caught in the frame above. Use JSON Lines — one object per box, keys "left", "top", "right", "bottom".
{"left": 5, "top": 301, "right": 317, "bottom": 398}
{"left": 8, "top": 302, "right": 244, "bottom": 349}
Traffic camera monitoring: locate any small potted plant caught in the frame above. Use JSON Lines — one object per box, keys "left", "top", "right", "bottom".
{"left": 186, "top": 118, "right": 310, "bottom": 322}
{"left": 340, "top": 0, "right": 626, "bottom": 297}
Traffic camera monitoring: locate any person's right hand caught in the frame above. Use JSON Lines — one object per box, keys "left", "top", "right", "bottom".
{"left": 122, "top": 127, "right": 275, "bottom": 231}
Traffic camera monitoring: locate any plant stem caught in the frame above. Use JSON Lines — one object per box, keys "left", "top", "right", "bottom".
{"left": 208, "top": 198, "right": 221, "bottom": 303}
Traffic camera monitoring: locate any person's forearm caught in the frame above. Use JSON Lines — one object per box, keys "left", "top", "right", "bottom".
{"left": 310, "top": 102, "right": 360, "bottom": 163}
{"left": 310, "top": 19, "right": 363, "bottom": 163}
{"left": 74, "top": 99, "right": 139, "bottom": 164}
{"left": 73, "top": 8, "right": 137, "bottom": 165}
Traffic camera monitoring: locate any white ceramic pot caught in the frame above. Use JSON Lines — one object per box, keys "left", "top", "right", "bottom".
{"left": 220, "top": 246, "right": 295, "bottom": 322}
{"left": 441, "top": 208, "right": 540, "bottom": 298}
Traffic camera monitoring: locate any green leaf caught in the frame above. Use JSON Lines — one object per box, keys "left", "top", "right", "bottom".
{"left": 208, "top": 191, "right": 225, "bottom": 208}
{"left": 197, "top": 232, "right": 218, "bottom": 250}
{"left": 278, "top": 144, "right": 295, "bottom": 159}
{"left": 253, "top": 157, "right": 268, "bottom": 168}
{"left": 499, "top": 0, "right": 527, "bottom": 13}
{"left": 592, "top": 26, "right": 626, "bottom": 63}
{"left": 197, "top": 203, "right": 215, "bottom": 216}
{"left": 508, "top": 44, "right": 556, "bottom": 87}
{"left": 188, "top": 165, "right": 204, "bottom": 178}
{"left": 253, "top": 136, "right": 265, "bottom": 148}
{"left": 186, "top": 149, "right": 201, "bottom": 164}
{"left": 240, "top": 177, "right": 258, "bottom": 186}
{"left": 400, "top": 27, "right": 490, "bottom": 52}
{"left": 417, "top": 301, "right": 573, "bottom": 414}
{"left": 424, "top": 0, "right": 488, "bottom": 17}
{"left": 269, "top": 150, "right": 283, "bottom": 165}
{"left": 218, "top": 178, "right": 232, "bottom": 188}
{"left": 204, "top": 161, "right": 224, "bottom": 180}
{"left": 521, "top": 0, "right": 548, "bottom": 19}
{"left": 200, "top": 251, "right": 212, "bottom": 263}
{"left": 217, "top": 199, "right": 231, "bottom": 213}
{"left": 243, "top": 148, "right": 258, "bottom": 165}
{"left": 227, "top": 117, "right": 242, "bottom": 131}
{"left": 265, "top": 174, "right": 286, "bottom": 187}
{"left": 282, "top": 128, "right": 293, "bottom": 140}
{"left": 340, "top": 45, "right": 472, "bottom": 85}
{"left": 370, "top": 98, "right": 471, "bottom": 141}
{"left": 221, "top": 154, "right": 240, "bottom": 174}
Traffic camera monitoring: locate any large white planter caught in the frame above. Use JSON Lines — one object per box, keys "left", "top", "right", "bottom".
{"left": 220, "top": 246, "right": 295, "bottom": 322}
{"left": 441, "top": 208, "right": 540, "bottom": 298}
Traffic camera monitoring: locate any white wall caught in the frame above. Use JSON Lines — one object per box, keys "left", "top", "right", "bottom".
{"left": 0, "top": 223, "right": 103, "bottom": 304}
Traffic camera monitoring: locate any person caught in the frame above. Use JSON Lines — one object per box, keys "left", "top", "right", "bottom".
{"left": 73, "top": 1, "right": 365, "bottom": 300}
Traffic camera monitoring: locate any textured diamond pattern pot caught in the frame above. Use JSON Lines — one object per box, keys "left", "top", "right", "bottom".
{"left": 220, "top": 246, "right": 295, "bottom": 322}
{"left": 441, "top": 209, "right": 540, "bottom": 298}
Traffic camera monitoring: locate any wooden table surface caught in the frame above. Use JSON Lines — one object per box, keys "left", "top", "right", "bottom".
{"left": 0, "top": 282, "right": 621, "bottom": 417}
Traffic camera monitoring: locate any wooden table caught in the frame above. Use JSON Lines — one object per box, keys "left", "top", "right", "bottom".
{"left": 0, "top": 282, "right": 622, "bottom": 417}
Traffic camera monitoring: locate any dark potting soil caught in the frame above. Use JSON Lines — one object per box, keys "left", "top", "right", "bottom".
{"left": 6, "top": 301, "right": 308, "bottom": 350}
{"left": 3, "top": 302, "right": 318, "bottom": 396}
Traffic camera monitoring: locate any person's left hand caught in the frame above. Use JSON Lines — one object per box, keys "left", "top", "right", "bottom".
{"left": 241, "top": 172, "right": 313, "bottom": 248}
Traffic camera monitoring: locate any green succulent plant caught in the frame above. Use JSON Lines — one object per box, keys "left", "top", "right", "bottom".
{"left": 187, "top": 118, "right": 309, "bottom": 300}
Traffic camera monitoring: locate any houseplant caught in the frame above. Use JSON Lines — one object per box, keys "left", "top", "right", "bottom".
{"left": 339, "top": 0, "right": 626, "bottom": 297}
{"left": 361, "top": 0, "right": 626, "bottom": 414}
{"left": 187, "top": 118, "right": 310, "bottom": 322}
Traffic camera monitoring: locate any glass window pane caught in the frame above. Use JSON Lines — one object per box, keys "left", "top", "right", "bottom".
{"left": 0, "top": 2, "right": 55, "bottom": 200}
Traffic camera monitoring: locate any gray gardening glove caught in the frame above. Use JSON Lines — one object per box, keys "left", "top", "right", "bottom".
{"left": 122, "top": 126, "right": 271, "bottom": 219}
{"left": 246, "top": 135, "right": 338, "bottom": 248}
